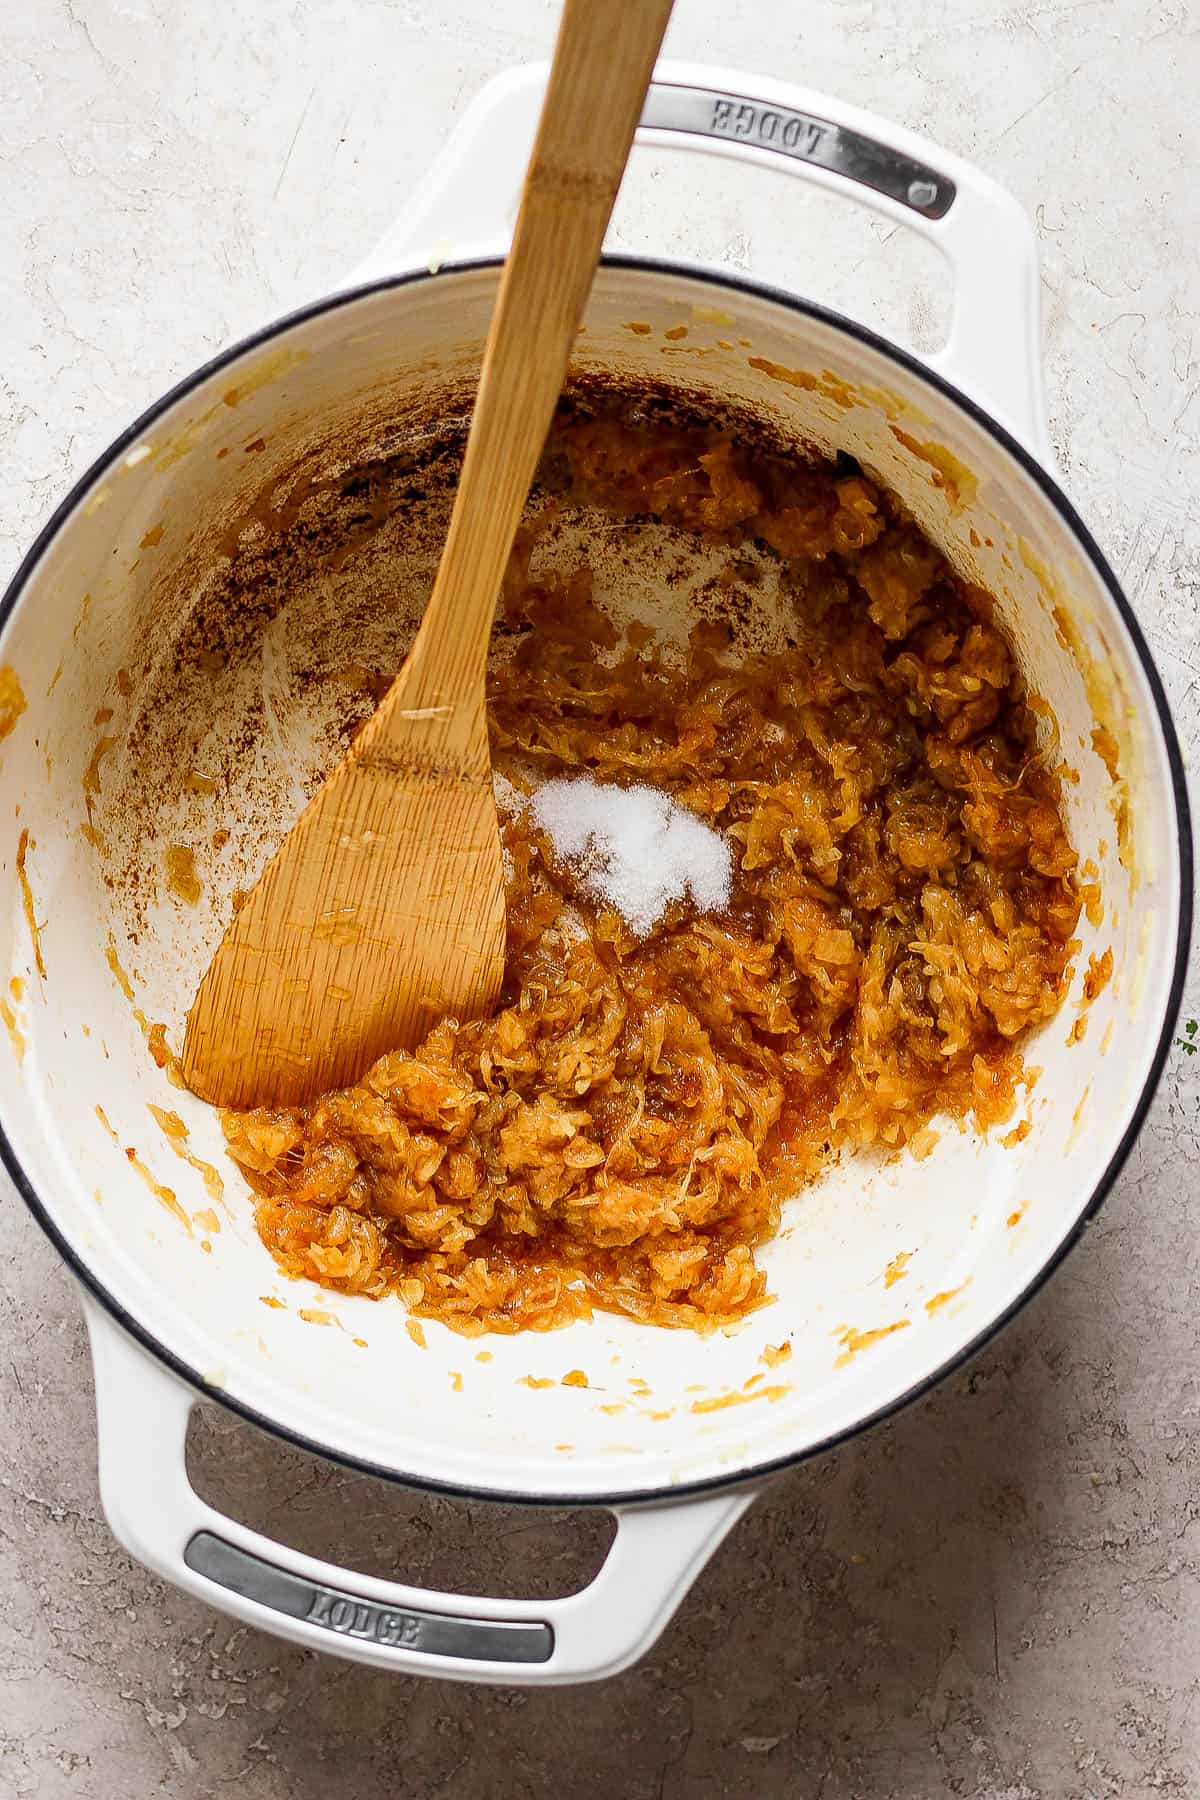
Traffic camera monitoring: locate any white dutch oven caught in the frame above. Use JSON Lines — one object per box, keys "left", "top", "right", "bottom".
{"left": 3, "top": 66, "right": 1190, "bottom": 1684}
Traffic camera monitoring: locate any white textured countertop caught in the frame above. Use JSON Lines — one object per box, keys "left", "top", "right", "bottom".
{"left": 1, "top": 3, "right": 1197, "bottom": 1795}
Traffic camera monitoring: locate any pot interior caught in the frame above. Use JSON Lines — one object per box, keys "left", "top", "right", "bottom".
{"left": 0, "top": 263, "right": 1181, "bottom": 1500}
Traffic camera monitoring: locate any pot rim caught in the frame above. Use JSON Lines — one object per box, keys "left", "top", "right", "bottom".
{"left": 3, "top": 254, "right": 1192, "bottom": 1508}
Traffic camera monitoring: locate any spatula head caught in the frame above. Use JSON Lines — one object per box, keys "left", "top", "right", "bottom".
{"left": 181, "top": 728, "right": 506, "bottom": 1111}
{"left": 182, "top": 0, "right": 676, "bottom": 1112}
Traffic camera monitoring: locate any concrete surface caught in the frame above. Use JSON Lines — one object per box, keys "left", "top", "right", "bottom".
{"left": 2, "top": 1, "right": 1198, "bottom": 1794}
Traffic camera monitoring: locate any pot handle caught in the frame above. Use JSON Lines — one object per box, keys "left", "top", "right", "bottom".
{"left": 349, "top": 62, "right": 1046, "bottom": 455}
{"left": 83, "top": 1300, "right": 756, "bottom": 1685}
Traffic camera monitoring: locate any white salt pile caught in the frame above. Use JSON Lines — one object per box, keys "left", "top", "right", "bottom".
{"left": 530, "top": 776, "right": 732, "bottom": 936}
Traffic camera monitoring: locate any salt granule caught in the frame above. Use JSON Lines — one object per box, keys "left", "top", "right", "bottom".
{"left": 492, "top": 770, "right": 522, "bottom": 819}
{"left": 531, "top": 776, "right": 732, "bottom": 935}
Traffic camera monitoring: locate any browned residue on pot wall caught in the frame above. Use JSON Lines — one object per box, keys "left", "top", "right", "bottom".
{"left": 105, "top": 938, "right": 134, "bottom": 1000}
{"left": 15, "top": 830, "right": 45, "bottom": 978}
{"left": 124, "top": 1143, "right": 191, "bottom": 1234}
{"left": 835, "top": 1320, "right": 910, "bottom": 1368}
{"left": 0, "top": 999, "right": 25, "bottom": 1064}
{"left": 887, "top": 426, "right": 978, "bottom": 509}
{"left": 166, "top": 845, "right": 202, "bottom": 905}
{"left": 147, "top": 1102, "right": 228, "bottom": 1215}
{"left": 0, "top": 668, "right": 26, "bottom": 742}
{"left": 925, "top": 1281, "right": 971, "bottom": 1316}
{"left": 83, "top": 735, "right": 117, "bottom": 814}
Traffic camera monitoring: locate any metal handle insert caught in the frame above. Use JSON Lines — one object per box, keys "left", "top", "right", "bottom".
{"left": 641, "top": 81, "right": 955, "bottom": 220}
{"left": 185, "top": 1532, "right": 555, "bottom": 1664}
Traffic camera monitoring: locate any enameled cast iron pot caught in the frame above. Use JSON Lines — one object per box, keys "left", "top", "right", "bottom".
{"left": 2, "top": 66, "right": 1190, "bottom": 1683}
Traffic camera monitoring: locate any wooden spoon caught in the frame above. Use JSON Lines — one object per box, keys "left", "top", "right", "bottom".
{"left": 182, "top": 0, "right": 674, "bottom": 1111}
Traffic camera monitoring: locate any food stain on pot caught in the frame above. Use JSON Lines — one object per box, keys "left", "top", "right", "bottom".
{"left": 96, "top": 1100, "right": 197, "bottom": 1234}
{"left": 689, "top": 1385, "right": 789, "bottom": 1414}
{"left": 82, "top": 733, "right": 117, "bottom": 812}
{"left": 747, "top": 355, "right": 852, "bottom": 409}
{"left": 690, "top": 304, "right": 736, "bottom": 327}
{"left": 0, "top": 996, "right": 25, "bottom": 1064}
{"left": 105, "top": 936, "right": 184, "bottom": 1079}
{"left": 1065, "top": 1084, "right": 1092, "bottom": 1154}
{"left": 882, "top": 1251, "right": 912, "bottom": 1289}
{"left": 147, "top": 1103, "right": 228, "bottom": 1215}
{"left": 747, "top": 359, "right": 923, "bottom": 433}
{"left": 124, "top": 1144, "right": 191, "bottom": 1234}
{"left": 887, "top": 426, "right": 978, "bottom": 509}
{"left": 105, "top": 937, "right": 134, "bottom": 1000}
{"left": 1065, "top": 946, "right": 1116, "bottom": 1047}
{"left": 166, "top": 845, "right": 202, "bottom": 905}
{"left": 1020, "top": 538, "right": 1136, "bottom": 880}
{"left": 231, "top": 1329, "right": 270, "bottom": 1355}
{"left": 1084, "top": 947, "right": 1114, "bottom": 1001}
{"left": 833, "top": 1319, "right": 910, "bottom": 1367}
{"left": 925, "top": 1280, "right": 971, "bottom": 1317}
{"left": 860, "top": 383, "right": 911, "bottom": 420}
{"left": 0, "top": 668, "right": 26, "bottom": 741}
{"left": 150, "top": 350, "right": 309, "bottom": 473}
{"left": 1077, "top": 857, "right": 1104, "bottom": 928}
{"left": 221, "top": 346, "right": 309, "bottom": 412}
{"left": 15, "top": 831, "right": 45, "bottom": 978}
{"left": 131, "top": 1012, "right": 175, "bottom": 1078}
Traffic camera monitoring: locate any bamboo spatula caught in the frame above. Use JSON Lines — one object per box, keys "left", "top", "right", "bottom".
{"left": 182, "top": 0, "right": 674, "bottom": 1111}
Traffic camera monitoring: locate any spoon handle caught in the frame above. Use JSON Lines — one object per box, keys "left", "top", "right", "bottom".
{"left": 390, "top": 0, "right": 675, "bottom": 716}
